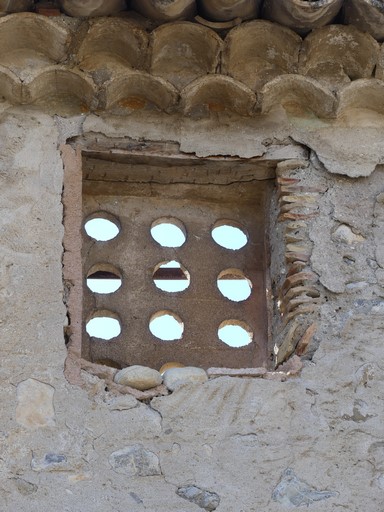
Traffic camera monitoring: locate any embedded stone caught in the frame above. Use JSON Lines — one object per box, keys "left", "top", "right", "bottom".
{"left": 332, "top": 224, "right": 365, "bottom": 244}
{"left": 346, "top": 281, "right": 368, "bottom": 291}
{"left": 31, "top": 453, "right": 69, "bottom": 472}
{"left": 109, "top": 445, "right": 161, "bottom": 476}
{"left": 272, "top": 468, "right": 338, "bottom": 507}
{"left": 177, "top": 485, "right": 220, "bottom": 511}
{"left": 16, "top": 378, "right": 55, "bottom": 429}
{"left": 105, "top": 394, "right": 138, "bottom": 411}
{"left": 163, "top": 367, "right": 208, "bottom": 391}
{"left": 371, "top": 302, "right": 384, "bottom": 314}
{"left": 114, "top": 365, "right": 162, "bottom": 391}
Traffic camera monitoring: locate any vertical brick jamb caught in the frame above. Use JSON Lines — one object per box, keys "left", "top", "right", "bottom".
{"left": 272, "top": 159, "right": 325, "bottom": 367}
{"left": 61, "top": 144, "right": 83, "bottom": 385}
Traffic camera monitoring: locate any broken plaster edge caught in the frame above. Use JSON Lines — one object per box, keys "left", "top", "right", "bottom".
{"left": 82, "top": 112, "right": 384, "bottom": 177}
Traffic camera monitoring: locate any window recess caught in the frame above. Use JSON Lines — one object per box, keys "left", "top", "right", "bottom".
{"left": 80, "top": 150, "right": 272, "bottom": 371}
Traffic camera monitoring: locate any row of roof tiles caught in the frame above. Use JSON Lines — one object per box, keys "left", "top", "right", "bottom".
{"left": 2, "top": 0, "right": 384, "bottom": 41}
{"left": 4, "top": 68, "right": 382, "bottom": 120}
{"left": 0, "top": 13, "right": 383, "bottom": 118}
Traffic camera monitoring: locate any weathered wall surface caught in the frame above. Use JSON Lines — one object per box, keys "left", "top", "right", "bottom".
{"left": 1, "top": 106, "right": 384, "bottom": 512}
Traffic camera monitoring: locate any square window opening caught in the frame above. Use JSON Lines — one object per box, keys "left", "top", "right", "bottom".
{"left": 64, "top": 147, "right": 273, "bottom": 374}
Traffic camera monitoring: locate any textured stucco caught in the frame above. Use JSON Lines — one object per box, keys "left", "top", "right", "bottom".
{"left": 0, "top": 107, "right": 384, "bottom": 511}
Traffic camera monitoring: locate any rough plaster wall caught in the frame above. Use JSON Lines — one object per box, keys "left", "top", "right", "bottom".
{"left": 0, "top": 108, "right": 384, "bottom": 511}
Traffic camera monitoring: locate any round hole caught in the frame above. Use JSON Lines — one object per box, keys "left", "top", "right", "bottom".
{"left": 149, "top": 310, "right": 184, "bottom": 341}
{"left": 86, "top": 264, "right": 122, "bottom": 294}
{"left": 84, "top": 212, "right": 120, "bottom": 241}
{"left": 218, "top": 320, "right": 253, "bottom": 348}
{"left": 211, "top": 220, "right": 248, "bottom": 250}
{"left": 217, "top": 268, "right": 252, "bottom": 302}
{"left": 153, "top": 260, "right": 190, "bottom": 293}
{"left": 86, "top": 310, "right": 121, "bottom": 340}
{"left": 151, "top": 217, "right": 186, "bottom": 248}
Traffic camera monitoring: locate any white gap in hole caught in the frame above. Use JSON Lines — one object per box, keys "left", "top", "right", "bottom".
{"left": 87, "top": 278, "right": 122, "bottom": 294}
{"left": 150, "top": 311, "right": 184, "bottom": 341}
{"left": 151, "top": 220, "right": 186, "bottom": 247}
{"left": 212, "top": 222, "right": 248, "bottom": 250}
{"left": 218, "top": 322, "right": 253, "bottom": 348}
{"left": 85, "top": 217, "right": 119, "bottom": 241}
{"left": 86, "top": 316, "right": 121, "bottom": 340}
{"left": 218, "top": 280, "right": 251, "bottom": 301}
{"left": 86, "top": 266, "right": 122, "bottom": 294}
{"left": 217, "top": 269, "right": 252, "bottom": 302}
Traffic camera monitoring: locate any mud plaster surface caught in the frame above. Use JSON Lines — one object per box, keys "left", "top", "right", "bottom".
{"left": 0, "top": 107, "right": 383, "bottom": 511}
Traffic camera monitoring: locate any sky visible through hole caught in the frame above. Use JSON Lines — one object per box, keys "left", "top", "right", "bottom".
{"left": 212, "top": 224, "right": 247, "bottom": 250}
{"left": 153, "top": 260, "right": 190, "bottom": 292}
{"left": 151, "top": 222, "right": 186, "bottom": 247}
{"left": 87, "top": 277, "right": 122, "bottom": 294}
{"left": 150, "top": 313, "right": 184, "bottom": 341}
{"left": 218, "top": 324, "right": 252, "bottom": 347}
{"left": 86, "top": 316, "right": 121, "bottom": 340}
{"left": 85, "top": 217, "right": 119, "bottom": 241}
{"left": 85, "top": 219, "right": 251, "bottom": 347}
{"left": 217, "top": 277, "right": 252, "bottom": 302}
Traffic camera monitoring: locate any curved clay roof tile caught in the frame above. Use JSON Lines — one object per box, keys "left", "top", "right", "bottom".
{"left": 58, "top": 0, "right": 126, "bottom": 17}
{"left": 103, "top": 71, "right": 179, "bottom": 112}
{"left": 151, "top": 22, "right": 222, "bottom": 89}
{"left": 261, "top": 74, "right": 337, "bottom": 118}
{"left": 223, "top": 20, "right": 301, "bottom": 91}
{"left": 343, "top": 0, "right": 384, "bottom": 42}
{"left": 0, "top": 0, "right": 380, "bottom": 48}
{"left": 0, "top": 13, "right": 70, "bottom": 62}
{"left": 0, "top": 66, "right": 22, "bottom": 103}
{"left": 181, "top": 74, "right": 256, "bottom": 116}
{"left": 337, "top": 79, "right": 384, "bottom": 116}
{"left": 300, "top": 25, "right": 379, "bottom": 86}
{"left": 78, "top": 18, "right": 149, "bottom": 71}
{"left": 131, "top": 0, "right": 196, "bottom": 21}
{"left": 198, "top": 0, "right": 261, "bottom": 22}
{"left": 262, "top": 0, "right": 343, "bottom": 35}
{"left": 24, "top": 66, "right": 97, "bottom": 108}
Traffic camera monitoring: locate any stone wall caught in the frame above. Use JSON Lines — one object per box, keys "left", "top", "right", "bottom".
{"left": 0, "top": 106, "right": 384, "bottom": 511}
